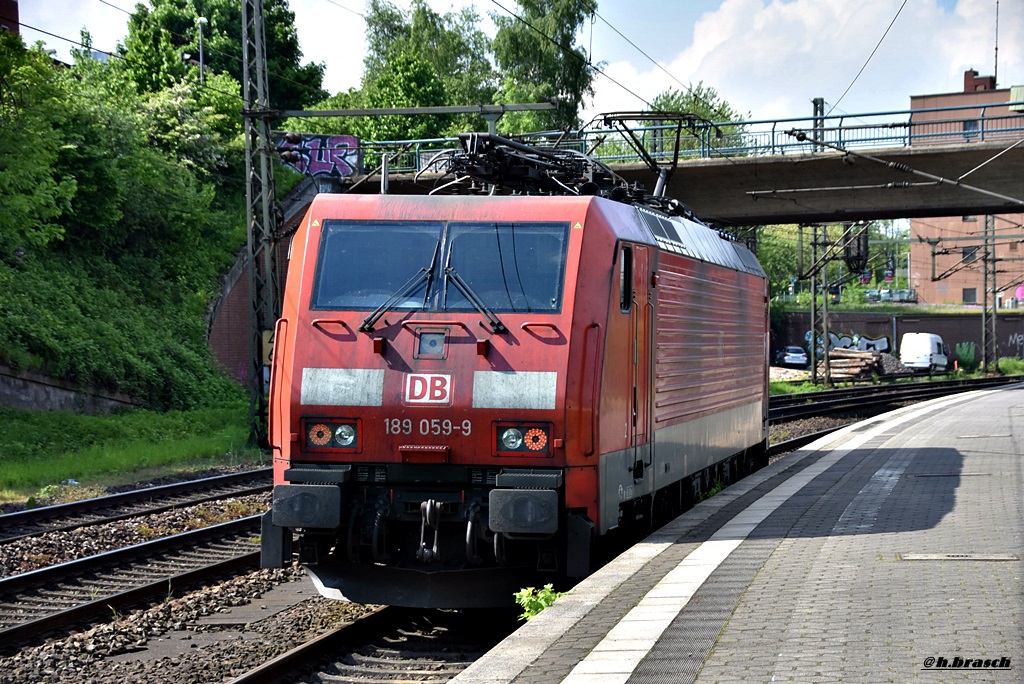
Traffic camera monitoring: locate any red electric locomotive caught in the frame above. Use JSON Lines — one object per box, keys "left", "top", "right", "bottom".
{"left": 261, "top": 127, "right": 769, "bottom": 607}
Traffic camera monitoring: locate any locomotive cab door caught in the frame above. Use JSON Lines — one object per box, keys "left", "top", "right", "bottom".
{"left": 625, "top": 243, "right": 654, "bottom": 479}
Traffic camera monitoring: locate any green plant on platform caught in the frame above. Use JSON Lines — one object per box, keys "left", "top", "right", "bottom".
{"left": 515, "top": 584, "right": 564, "bottom": 621}
{"left": 698, "top": 479, "right": 725, "bottom": 502}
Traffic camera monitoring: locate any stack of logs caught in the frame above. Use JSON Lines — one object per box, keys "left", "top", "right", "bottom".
{"left": 816, "top": 348, "right": 884, "bottom": 380}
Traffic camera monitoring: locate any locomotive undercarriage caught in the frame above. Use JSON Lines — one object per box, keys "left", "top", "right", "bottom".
{"left": 327, "top": 485, "right": 561, "bottom": 573}
{"left": 262, "top": 465, "right": 585, "bottom": 607}
{"left": 262, "top": 440, "right": 768, "bottom": 606}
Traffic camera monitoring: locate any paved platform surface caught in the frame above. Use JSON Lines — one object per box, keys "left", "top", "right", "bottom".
{"left": 454, "top": 387, "right": 1024, "bottom": 683}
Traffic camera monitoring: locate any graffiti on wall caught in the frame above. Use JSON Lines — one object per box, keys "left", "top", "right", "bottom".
{"left": 274, "top": 134, "right": 360, "bottom": 177}
{"left": 1008, "top": 332, "right": 1024, "bottom": 356}
{"left": 805, "top": 330, "right": 892, "bottom": 354}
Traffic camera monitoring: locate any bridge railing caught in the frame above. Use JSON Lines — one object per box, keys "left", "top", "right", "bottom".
{"left": 350, "top": 101, "right": 1024, "bottom": 177}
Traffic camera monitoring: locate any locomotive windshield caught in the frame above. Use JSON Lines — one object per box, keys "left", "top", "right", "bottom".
{"left": 312, "top": 220, "right": 570, "bottom": 313}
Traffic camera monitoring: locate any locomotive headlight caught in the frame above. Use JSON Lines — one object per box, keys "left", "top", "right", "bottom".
{"left": 495, "top": 423, "right": 551, "bottom": 456}
{"left": 501, "top": 428, "right": 524, "bottom": 450}
{"left": 334, "top": 424, "right": 356, "bottom": 446}
{"left": 304, "top": 419, "right": 359, "bottom": 451}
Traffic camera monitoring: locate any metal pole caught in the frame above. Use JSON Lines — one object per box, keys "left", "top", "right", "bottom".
{"left": 983, "top": 215, "right": 998, "bottom": 371}
{"left": 198, "top": 17, "right": 207, "bottom": 85}
{"left": 982, "top": 217, "right": 989, "bottom": 371}
{"left": 809, "top": 227, "right": 818, "bottom": 384}
{"left": 242, "top": 0, "right": 279, "bottom": 446}
{"left": 820, "top": 225, "right": 831, "bottom": 386}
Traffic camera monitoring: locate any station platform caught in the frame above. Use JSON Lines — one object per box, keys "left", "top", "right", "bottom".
{"left": 453, "top": 386, "right": 1023, "bottom": 683}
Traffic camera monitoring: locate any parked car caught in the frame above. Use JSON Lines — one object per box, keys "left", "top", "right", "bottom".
{"left": 899, "top": 332, "right": 948, "bottom": 372}
{"left": 775, "top": 345, "right": 809, "bottom": 367}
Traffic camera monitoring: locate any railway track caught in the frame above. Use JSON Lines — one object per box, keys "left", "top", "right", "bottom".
{"left": 229, "top": 606, "right": 521, "bottom": 684}
{"left": 0, "top": 468, "right": 271, "bottom": 544}
{"left": 767, "top": 374, "right": 1020, "bottom": 422}
{"left": 0, "top": 515, "right": 261, "bottom": 650}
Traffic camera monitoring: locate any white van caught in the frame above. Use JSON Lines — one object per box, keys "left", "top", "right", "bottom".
{"left": 900, "top": 333, "right": 948, "bottom": 372}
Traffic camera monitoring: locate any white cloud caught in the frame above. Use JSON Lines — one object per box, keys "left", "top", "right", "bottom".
{"left": 583, "top": 0, "right": 1023, "bottom": 123}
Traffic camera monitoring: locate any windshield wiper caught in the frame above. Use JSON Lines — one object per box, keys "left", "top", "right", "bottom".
{"left": 359, "top": 244, "right": 440, "bottom": 333}
{"left": 444, "top": 266, "right": 508, "bottom": 334}
{"left": 358, "top": 268, "right": 430, "bottom": 332}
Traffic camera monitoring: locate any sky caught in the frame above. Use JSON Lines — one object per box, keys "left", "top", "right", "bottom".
{"left": 15, "top": 0, "right": 1024, "bottom": 123}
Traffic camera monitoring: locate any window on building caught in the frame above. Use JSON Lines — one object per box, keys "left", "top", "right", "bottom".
{"left": 962, "top": 215, "right": 977, "bottom": 222}
{"left": 963, "top": 246, "right": 978, "bottom": 263}
{"left": 963, "top": 119, "right": 979, "bottom": 140}
{"left": 963, "top": 288, "right": 978, "bottom": 304}
{"left": 1011, "top": 241, "right": 1019, "bottom": 252}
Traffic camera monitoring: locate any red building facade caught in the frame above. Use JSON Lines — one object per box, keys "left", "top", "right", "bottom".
{"left": 908, "top": 71, "right": 1024, "bottom": 306}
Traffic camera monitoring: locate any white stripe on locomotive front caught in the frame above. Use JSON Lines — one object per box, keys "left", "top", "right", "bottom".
{"left": 300, "top": 368, "right": 385, "bottom": 406}
{"left": 471, "top": 371, "right": 558, "bottom": 410}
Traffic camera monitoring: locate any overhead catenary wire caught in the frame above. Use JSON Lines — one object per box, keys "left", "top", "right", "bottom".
{"left": 825, "top": 0, "right": 908, "bottom": 117}
{"left": 782, "top": 128, "right": 1024, "bottom": 207}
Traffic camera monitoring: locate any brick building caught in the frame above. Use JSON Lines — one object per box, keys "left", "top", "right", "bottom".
{"left": 0, "top": 0, "right": 19, "bottom": 34}
{"left": 908, "top": 70, "right": 1024, "bottom": 306}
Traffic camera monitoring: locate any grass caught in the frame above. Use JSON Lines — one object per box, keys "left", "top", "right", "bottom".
{"left": 769, "top": 380, "right": 819, "bottom": 395}
{"left": 998, "top": 357, "right": 1024, "bottom": 375}
{"left": 0, "top": 401, "right": 263, "bottom": 505}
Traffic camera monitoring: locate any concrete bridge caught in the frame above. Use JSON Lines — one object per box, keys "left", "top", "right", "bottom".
{"left": 635, "top": 140, "right": 1024, "bottom": 226}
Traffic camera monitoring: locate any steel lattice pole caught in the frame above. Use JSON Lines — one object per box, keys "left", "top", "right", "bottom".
{"left": 242, "top": 0, "right": 279, "bottom": 446}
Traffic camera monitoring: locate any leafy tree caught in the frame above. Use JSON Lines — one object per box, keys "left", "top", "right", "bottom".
{"left": 281, "top": 87, "right": 366, "bottom": 137}
{"left": 285, "top": 55, "right": 451, "bottom": 149}
{"left": 117, "top": 2, "right": 186, "bottom": 93}
{"left": 491, "top": 0, "right": 597, "bottom": 133}
{"left": 362, "top": 53, "right": 450, "bottom": 141}
{"left": 0, "top": 33, "right": 76, "bottom": 256}
{"left": 756, "top": 225, "right": 803, "bottom": 298}
{"left": 139, "top": 72, "right": 241, "bottom": 176}
{"left": 363, "top": 0, "right": 496, "bottom": 134}
{"left": 650, "top": 82, "right": 747, "bottom": 123}
{"left": 120, "top": 0, "right": 326, "bottom": 110}
{"left": 649, "top": 82, "right": 749, "bottom": 152}
{"left": 51, "top": 50, "right": 217, "bottom": 300}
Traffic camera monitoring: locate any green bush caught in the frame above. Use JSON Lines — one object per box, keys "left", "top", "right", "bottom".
{"left": 514, "top": 584, "right": 564, "bottom": 621}
{"left": 0, "top": 37, "right": 246, "bottom": 411}
{"left": 997, "top": 357, "right": 1024, "bottom": 375}
{"left": 0, "top": 256, "right": 241, "bottom": 409}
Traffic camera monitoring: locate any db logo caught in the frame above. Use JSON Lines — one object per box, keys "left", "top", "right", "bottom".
{"left": 404, "top": 373, "right": 452, "bottom": 405}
